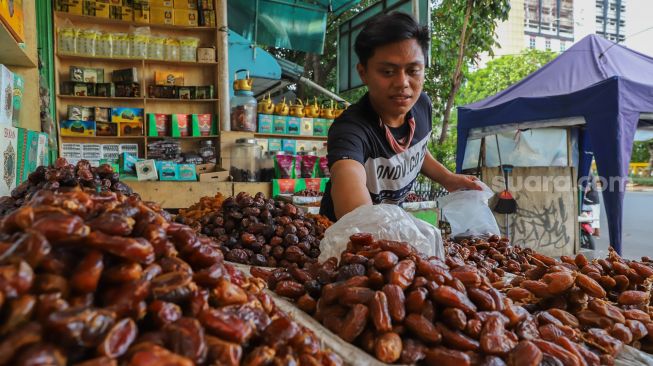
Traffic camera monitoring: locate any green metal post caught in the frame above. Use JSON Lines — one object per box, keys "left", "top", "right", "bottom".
{"left": 36, "top": 0, "right": 57, "bottom": 162}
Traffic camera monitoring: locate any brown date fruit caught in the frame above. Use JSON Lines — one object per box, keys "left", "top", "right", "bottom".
{"left": 586, "top": 328, "right": 623, "bottom": 356}
{"left": 547, "top": 309, "right": 580, "bottom": 329}
{"left": 147, "top": 300, "right": 182, "bottom": 327}
{"left": 610, "top": 323, "right": 633, "bottom": 344}
{"left": 399, "top": 338, "right": 426, "bottom": 364}
{"left": 338, "top": 304, "right": 369, "bottom": 343}
{"left": 382, "top": 284, "right": 406, "bottom": 322}
{"left": 367, "top": 267, "right": 386, "bottom": 289}
{"left": 373, "top": 251, "right": 399, "bottom": 271}
{"left": 466, "top": 318, "right": 483, "bottom": 339}
{"left": 431, "top": 285, "right": 477, "bottom": 314}
{"left": 467, "top": 287, "right": 496, "bottom": 311}
{"left": 199, "top": 308, "right": 253, "bottom": 344}
{"left": 212, "top": 278, "right": 248, "bottom": 306}
{"left": 515, "top": 317, "right": 539, "bottom": 341}
{"left": 424, "top": 347, "right": 471, "bottom": 366}
{"left": 625, "top": 319, "right": 648, "bottom": 341}
{"left": 628, "top": 262, "right": 653, "bottom": 278}
{"left": 14, "top": 343, "right": 67, "bottom": 366}
{"left": 0, "top": 294, "right": 36, "bottom": 335}
{"left": 128, "top": 344, "right": 193, "bottom": 366}
{"left": 374, "top": 332, "right": 402, "bottom": 363}
{"left": 297, "top": 293, "right": 317, "bottom": 314}
{"left": 151, "top": 271, "right": 195, "bottom": 303}
{"left": 370, "top": 291, "right": 392, "bottom": 333}
{"left": 73, "top": 356, "right": 117, "bottom": 366}
{"left": 480, "top": 316, "right": 516, "bottom": 356}
{"left": 32, "top": 213, "right": 89, "bottom": 243}
{"left": 71, "top": 250, "right": 104, "bottom": 294}
{"left": 388, "top": 260, "right": 415, "bottom": 290}
{"left": 0, "top": 260, "right": 34, "bottom": 298}
{"left": 405, "top": 288, "right": 429, "bottom": 314}
{"left": 437, "top": 322, "right": 480, "bottom": 351}
{"left": 542, "top": 271, "right": 575, "bottom": 296}
{"left": 378, "top": 240, "right": 413, "bottom": 258}
{"left": 618, "top": 290, "right": 649, "bottom": 305}
{"left": 86, "top": 231, "right": 154, "bottom": 264}
{"left": 575, "top": 273, "right": 606, "bottom": 298}
{"left": 405, "top": 313, "right": 442, "bottom": 344}
{"left": 0, "top": 322, "right": 42, "bottom": 364}
{"left": 339, "top": 287, "right": 375, "bottom": 306}
{"left": 102, "top": 262, "right": 143, "bottom": 284}
{"left": 507, "top": 340, "right": 542, "bottom": 366}
{"left": 576, "top": 310, "right": 615, "bottom": 329}
{"left": 588, "top": 299, "right": 626, "bottom": 323}
{"left": 275, "top": 280, "right": 306, "bottom": 299}
{"left": 443, "top": 307, "right": 467, "bottom": 331}
{"left": 47, "top": 307, "right": 117, "bottom": 347}
{"left": 531, "top": 339, "right": 581, "bottom": 366}
{"left": 97, "top": 318, "right": 137, "bottom": 358}
{"left": 263, "top": 315, "right": 299, "bottom": 348}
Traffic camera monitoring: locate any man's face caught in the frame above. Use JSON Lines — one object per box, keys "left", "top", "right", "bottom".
{"left": 357, "top": 38, "right": 425, "bottom": 118}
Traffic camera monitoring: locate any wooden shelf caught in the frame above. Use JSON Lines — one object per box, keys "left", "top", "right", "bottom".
{"left": 54, "top": 12, "right": 217, "bottom": 33}
{"left": 57, "top": 95, "right": 145, "bottom": 102}
{"left": 254, "top": 133, "right": 328, "bottom": 141}
{"left": 61, "top": 135, "right": 145, "bottom": 140}
{"left": 145, "top": 98, "right": 218, "bottom": 103}
{"left": 57, "top": 53, "right": 218, "bottom": 67}
{"left": 147, "top": 135, "right": 219, "bottom": 139}
{"left": 0, "top": 17, "right": 36, "bottom": 67}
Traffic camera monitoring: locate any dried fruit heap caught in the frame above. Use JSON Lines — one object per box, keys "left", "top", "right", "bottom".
{"left": 0, "top": 189, "right": 342, "bottom": 365}
{"left": 184, "top": 192, "right": 324, "bottom": 267}
{"left": 176, "top": 193, "right": 226, "bottom": 231}
{"left": 0, "top": 158, "right": 133, "bottom": 216}
{"left": 255, "top": 233, "right": 636, "bottom": 365}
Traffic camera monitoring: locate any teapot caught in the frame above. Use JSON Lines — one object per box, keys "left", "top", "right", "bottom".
{"left": 274, "top": 97, "right": 290, "bottom": 116}
{"left": 320, "top": 100, "right": 336, "bottom": 119}
{"left": 258, "top": 93, "right": 275, "bottom": 114}
{"left": 289, "top": 99, "right": 305, "bottom": 118}
{"left": 233, "top": 69, "right": 253, "bottom": 92}
{"left": 304, "top": 97, "right": 320, "bottom": 118}
{"left": 333, "top": 101, "right": 348, "bottom": 118}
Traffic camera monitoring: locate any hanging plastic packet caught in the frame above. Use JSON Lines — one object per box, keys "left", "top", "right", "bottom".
{"left": 300, "top": 154, "right": 319, "bottom": 178}
{"left": 95, "top": 32, "right": 113, "bottom": 58}
{"left": 179, "top": 37, "right": 200, "bottom": 62}
{"left": 275, "top": 152, "right": 295, "bottom": 179}
{"left": 294, "top": 154, "right": 303, "bottom": 179}
{"left": 318, "top": 156, "right": 330, "bottom": 177}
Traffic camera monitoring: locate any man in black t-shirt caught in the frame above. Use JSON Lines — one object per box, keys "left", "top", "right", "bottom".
{"left": 320, "top": 12, "right": 481, "bottom": 222}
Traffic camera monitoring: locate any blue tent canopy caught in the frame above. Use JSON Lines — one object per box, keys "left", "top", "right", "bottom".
{"left": 456, "top": 35, "right": 653, "bottom": 254}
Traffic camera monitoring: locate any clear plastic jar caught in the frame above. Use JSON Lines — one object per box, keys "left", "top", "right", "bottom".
{"left": 258, "top": 151, "right": 276, "bottom": 182}
{"left": 230, "top": 138, "right": 261, "bottom": 182}
{"left": 230, "top": 90, "right": 257, "bottom": 131}
{"left": 198, "top": 140, "right": 216, "bottom": 164}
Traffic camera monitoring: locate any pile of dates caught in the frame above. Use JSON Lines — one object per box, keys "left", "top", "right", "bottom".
{"left": 0, "top": 158, "right": 133, "bottom": 216}
{"left": 404, "top": 193, "right": 425, "bottom": 203}
{"left": 0, "top": 189, "right": 342, "bottom": 365}
{"left": 253, "top": 233, "right": 609, "bottom": 365}
{"left": 198, "top": 192, "right": 324, "bottom": 267}
{"left": 294, "top": 189, "right": 323, "bottom": 197}
{"left": 175, "top": 193, "right": 226, "bottom": 231}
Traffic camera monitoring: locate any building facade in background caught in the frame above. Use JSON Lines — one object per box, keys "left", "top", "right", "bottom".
{"left": 480, "top": 0, "right": 633, "bottom": 65}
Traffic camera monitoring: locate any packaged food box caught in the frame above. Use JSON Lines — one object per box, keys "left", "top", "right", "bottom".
{"left": 197, "top": 47, "right": 215, "bottom": 63}
{"left": 273, "top": 115, "right": 287, "bottom": 134}
{"left": 115, "top": 82, "right": 140, "bottom": 97}
{"left": 170, "top": 114, "right": 189, "bottom": 137}
{"left": 135, "top": 160, "right": 158, "bottom": 181}
{"left": 286, "top": 117, "right": 301, "bottom": 135}
{"left": 11, "top": 74, "right": 23, "bottom": 127}
{"left": 154, "top": 70, "right": 184, "bottom": 86}
{"left": 0, "top": 65, "right": 12, "bottom": 125}
{"left": 191, "top": 113, "right": 213, "bottom": 136}
{"left": 119, "top": 152, "right": 138, "bottom": 174}
{"left": 313, "top": 118, "right": 328, "bottom": 137}
{"left": 199, "top": 9, "right": 215, "bottom": 26}
{"left": 70, "top": 66, "right": 104, "bottom": 83}
{"left": 156, "top": 161, "right": 179, "bottom": 180}
{"left": 133, "top": 2, "right": 150, "bottom": 23}
{"left": 173, "top": 9, "right": 198, "bottom": 26}
{"left": 282, "top": 139, "right": 296, "bottom": 154}
{"left": 61, "top": 82, "right": 96, "bottom": 97}
{"left": 55, "top": 0, "right": 83, "bottom": 15}
{"left": 149, "top": 0, "right": 173, "bottom": 7}
{"left": 178, "top": 86, "right": 196, "bottom": 100}
{"left": 67, "top": 105, "right": 94, "bottom": 121}
{"left": 256, "top": 139, "right": 269, "bottom": 152}
{"left": 300, "top": 118, "right": 314, "bottom": 136}
{"left": 119, "top": 122, "right": 143, "bottom": 136}
{"left": 258, "top": 114, "right": 273, "bottom": 133}
{"left": 198, "top": 0, "right": 213, "bottom": 10}
{"left": 268, "top": 138, "right": 282, "bottom": 152}
{"left": 147, "top": 113, "right": 169, "bottom": 136}
{"left": 89, "top": 0, "right": 111, "bottom": 18}
{"left": 60, "top": 120, "right": 96, "bottom": 136}
{"left": 150, "top": 6, "right": 174, "bottom": 24}
{"left": 96, "top": 121, "right": 118, "bottom": 136}
{"left": 148, "top": 85, "right": 177, "bottom": 99}
{"left": 94, "top": 107, "right": 111, "bottom": 122}
{"left": 196, "top": 85, "right": 214, "bottom": 99}
{"left": 112, "top": 68, "right": 139, "bottom": 83}
{"left": 109, "top": 4, "right": 133, "bottom": 20}
{"left": 178, "top": 163, "right": 197, "bottom": 181}
{"left": 111, "top": 107, "right": 144, "bottom": 123}
{"left": 95, "top": 83, "right": 115, "bottom": 97}
{"left": 173, "top": 0, "right": 196, "bottom": 9}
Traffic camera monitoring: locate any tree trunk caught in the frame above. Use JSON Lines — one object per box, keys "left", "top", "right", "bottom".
{"left": 438, "top": 0, "right": 474, "bottom": 144}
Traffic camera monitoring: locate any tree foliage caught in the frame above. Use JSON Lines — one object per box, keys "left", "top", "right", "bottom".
{"left": 631, "top": 141, "right": 652, "bottom": 163}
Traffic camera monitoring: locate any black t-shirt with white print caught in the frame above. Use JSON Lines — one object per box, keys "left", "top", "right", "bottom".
{"left": 319, "top": 92, "right": 433, "bottom": 222}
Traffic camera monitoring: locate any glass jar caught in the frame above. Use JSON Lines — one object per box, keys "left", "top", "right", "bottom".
{"left": 258, "top": 151, "right": 276, "bottom": 182}
{"left": 198, "top": 140, "right": 216, "bottom": 164}
{"left": 230, "top": 138, "right": 261, "bottom": 182}
{"left": 230, "top": 90, "right": 257, "bottom": 132}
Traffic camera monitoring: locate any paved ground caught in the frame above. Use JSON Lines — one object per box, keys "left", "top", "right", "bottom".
{"left": 594, "top": 191, "right": 653, "bottom": 260}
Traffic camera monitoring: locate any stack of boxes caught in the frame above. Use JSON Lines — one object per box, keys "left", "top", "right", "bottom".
{"left": 55, "top": 0, "right": 216, "bottom": 27}
{"left": 147, "top": 113, "right": 216, "bottom": 137}
{"left": 148, "top": 69, "right": 214, "bottom": 100}
{"left": 61, "top": 66, "right": 140, "bottom": 98}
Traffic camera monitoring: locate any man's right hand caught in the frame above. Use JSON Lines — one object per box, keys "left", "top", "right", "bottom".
{"left": 330, "top": 159, "right": 373, "bottom": 219}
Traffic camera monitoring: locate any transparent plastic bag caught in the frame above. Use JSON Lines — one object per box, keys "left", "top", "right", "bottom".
{"left": 319, "top": 204, "right": 444, "bottom": 262}
{"left": 437, "top": 181, "right": 500, "bottom": 237}
{"left": 112, "top": 32, "right": 130, "bottom": 58}
{"left": 147, "top": 35, "right": 166, "bottom": 60}
{"left": 164, "top": 38, "right": 180, "bottom": 61}
{"left": 95, "top": 32, "right": 113, "bottom": 58}
{"left": 76, "top": 29, "right": 99, "bottom": 56}
{"left": 179, "top": 36, "right": 199, "bottom": 62}
{"left": 58, "top": 22, "right": 77, "bottom": 55}
{"left": 130, "top": 27, "right": 150, "bottom": 59}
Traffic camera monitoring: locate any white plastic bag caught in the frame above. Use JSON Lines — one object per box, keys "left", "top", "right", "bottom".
{"left": 437, "top": 181, "right": 500, "bottom": 237}
{"left": 319, "top": 204, "right": 444, "bottom": 262}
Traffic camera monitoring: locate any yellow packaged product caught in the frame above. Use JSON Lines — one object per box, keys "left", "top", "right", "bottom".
{"left": 58, "top": 27, "right": 77, "bottom": 55}
{"left": 173, "top": 9, "right": 198, "bottom": 26}
{"left": 147, "top": 35, "right": 166, "bottom": 60}
{"left": 150, "top": 6, "right": 174, "bottom": 25}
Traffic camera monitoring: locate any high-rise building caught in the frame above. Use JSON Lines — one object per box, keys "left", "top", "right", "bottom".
{"left": 595, "top": 0, "right": 626, "bottom": 42}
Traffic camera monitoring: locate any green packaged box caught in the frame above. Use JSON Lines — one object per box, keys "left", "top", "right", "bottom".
{"left": 190, "top": 114, "right": 216, "bottom": 136}
{"left": 258, "top": 114, "right": 273, "bottom": 133}
{"left": 286, "top": 117, "right": 301, "bottom": 135}
{"left": 282, "top": 139, "right": 296, "bottom": 154}
{"left": 268, "top": 138, "right": 282, "bottom": 152}
{"left": 178, "top": 163, "right": 197, "bottom": 181}
{"left": 272, "top": 177, "right": 329, "bottom": 197}
{"left": 147, "top": 113, "right": 169, "bottom": 137}
{"left": 273, "top": 115, "right": 287, "bottom": 134}
{"left": 313, "top": 118, "right": 328, "bottom": 136}
{"left": 156, "top": 161, "right": 179, "bottom": 181}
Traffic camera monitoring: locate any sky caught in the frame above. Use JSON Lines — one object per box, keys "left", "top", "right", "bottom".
{"left": 624, "top": 0, "right": 653, "bottom": 57}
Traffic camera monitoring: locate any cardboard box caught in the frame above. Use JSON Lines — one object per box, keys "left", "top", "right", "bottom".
{"left": 67, "top": 105, "right": 94, "bottom": 121}
{"left": 0, "top": 65, "right": 14, "bottom": 125}
{"left": 61, "top": 82, "right": 96, "bottom": 97}
{"left": 199, "top": 9, "right": 215, "bottom": 26}
{"left": 273, "top": 115, "right": 287, "bottom": 134}
{"left": 300, "top": 118, "right": 314, "bottom": 136}
{"left": 94, "top": 107, "right": 111, "bottom": 122}
{"left": 313, "top": 118, "right": 328, "bottom": 136}
{"left": 112, "top": 68, "right": 138, "bottom": 83}
{"left": 178, "top": 86, "right": 196, "bottom": 100}
{"left": 173, "top": 0, "right": 196, "bottom": 9}
{"left": 178, "top": 163, "right": 197, "bottom": 181}
{"left": 96, "top": 121, "right": 118, "bottom": 136}
{"left": 60, "top": 120, "right": 96, "bottom": 136}
{"left": 196, "top": 85, "right": 214, "bottom": 99}
{"left": 119, "top": 122, "right": 143, "bottom": 136}
{"left": 136, "top": 159, "right": 158, "bottom": 181}
{"left": 119, "top": 152, "right": 138, "bottom": 174}
{"left": 150, "top": 6, "right": 174, "bottom": 25}
{"left": 258, "top": 114, "right": 273, "bottom": 133}
{"left": 156, "top": 161, "right": 179, "bottom": 180}
{"left": 111, "top": 107, "right": 144, "bottom": 123}
{"left": 0, "top": 125, "right": 18, "bottom": 195}
{"left": 109, "top": 4, "right": 133, "bottom": 20}
{"left": 115, "top": 83, "right": 140, "bottom": 97}
{"left": 147, "top": 113, "right": 169, "bottom": 136}
{"left": 55, "top": 0, "right": 83, "bottom": 15}
{"left": 197, "top": 47, "right": 215, "bottom": 63}
{"left": 198, "top": 0, "right": 213, "bottom": 9}
{"left": 170, "top": 114, "right": 189, "bottom": 137}
{"left": 196, "top": 163, "right": 228, "bottom": 182}
{"left": 191, "top": 114, "right": 213, "bottom": 136}
{"left": 173, "top": 9, "right": 198, "bottom": 26}
{"left": 149, "top": 0, "right": 173, "bottom": 7}
{"left": 133, "top": 2, "right": 150, "bottom": 23}
{"left": 148, "top": 85, "right": 177, "bottom": 99}
{"left": 95, "top": 83, "right": 115, "bottom": 97}
{"left": 286, "top": 117, "right": 301, "bottom": 135}
{"left": 11, "top": 73, "right": 23, "bottom": 127}
{"left": 282, "top": 139, "right": 296, "bottom": 154}
{"left": 70, "top": 66, "right": 104, "bottom": 83}
{"left": 84, "top": 0, "right": 110, "bottom": 18}
{"left": 268, "top": 138, "right": 282, "bottom": 152}
{"left": 154, "top": 70, "right": 184, "bottom": 86}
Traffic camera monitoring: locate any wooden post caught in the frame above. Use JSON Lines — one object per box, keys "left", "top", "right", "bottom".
{"left": 216, "top": 0, "right": 230, "bottom": 132}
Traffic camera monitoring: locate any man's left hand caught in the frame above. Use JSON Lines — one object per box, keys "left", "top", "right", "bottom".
{"left": 442, "top": 174, "right": 482, "bottom": 192}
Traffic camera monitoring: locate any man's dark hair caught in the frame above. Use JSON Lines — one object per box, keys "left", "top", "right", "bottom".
{"left": 354, "top": 11, "right": 430, "bottom": 66}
